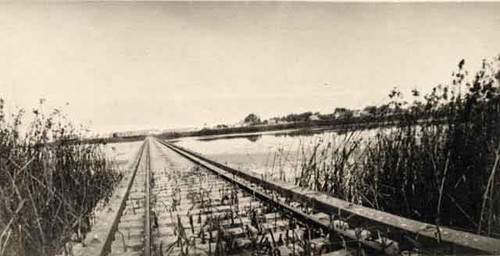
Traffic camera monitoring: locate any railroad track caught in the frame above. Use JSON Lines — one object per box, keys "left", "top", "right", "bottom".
{"left": 73, "top": 137, "right": 500, "bottom": 256}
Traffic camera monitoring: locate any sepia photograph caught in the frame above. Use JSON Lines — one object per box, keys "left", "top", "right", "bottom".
{"left": 0, "top": 1, "right": 499, "bottom": 255}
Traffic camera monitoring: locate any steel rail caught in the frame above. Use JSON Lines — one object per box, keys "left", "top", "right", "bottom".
{"left": 73, "top": 140, "right": 147, "bottom": 256}
{"left": 144, "top": 138, "right": 152, "bottom": 256}
{"left": 155, "top": 138, "right": 500, "bottom": 255}
{"left": 154, "top": 138, "right": 393, "bottom": 254}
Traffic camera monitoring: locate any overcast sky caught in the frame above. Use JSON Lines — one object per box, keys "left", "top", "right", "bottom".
{"left": 1, "top": 2, "right": 499, "bottom": 134}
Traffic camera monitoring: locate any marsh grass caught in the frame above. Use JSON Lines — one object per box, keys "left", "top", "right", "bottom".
{"left": 0, "top": 100, "right": 122, "bottom": 255}
{"left": 293, "top": 56, "right": 500, "bottom": 236}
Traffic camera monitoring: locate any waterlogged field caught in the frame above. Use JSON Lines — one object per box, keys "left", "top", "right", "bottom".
{"left": 103, "top": 141, "right": 143, "bottom": 168}
{"left": 169, "top": 129, "right": 377, "bottom": 182}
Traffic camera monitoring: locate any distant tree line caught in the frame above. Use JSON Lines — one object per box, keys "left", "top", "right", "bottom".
{"left": 238, "top": 95, "right": 448, "bottom": 128}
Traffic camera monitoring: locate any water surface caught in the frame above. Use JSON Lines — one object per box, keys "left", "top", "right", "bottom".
{"left": 170, "top": 128, "right": 376, "bottom": 181}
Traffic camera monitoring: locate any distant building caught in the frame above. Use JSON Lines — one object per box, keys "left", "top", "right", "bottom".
{"left": 267, "top": 118, "right": 278, "bottom": 125}
{"left": 351, "top": 110, "right": 361, "bottom": 118}
{"left": 232, "top": 120, "right": 250, "bottom": 127}
{"left": 333, "top": 108, "right": 352, "bottom": 119}
{"left": 309, "top": 114, "right": 320, "bottom": 121}
{"left": 214, "top": 124, "right": 228, "bottom": 129}
{"left": 360, "top": 109, "right": 371, "bottom": 117}
{"left": 334, "top": 112, "right": 345, "bottom": 119}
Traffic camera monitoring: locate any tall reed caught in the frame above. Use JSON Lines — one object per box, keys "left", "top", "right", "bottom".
{"left": 0, "top": 100, "right": 122, "bottom": 255}
{"left": 295, "top": 56, "right": 500, "bottom": 236}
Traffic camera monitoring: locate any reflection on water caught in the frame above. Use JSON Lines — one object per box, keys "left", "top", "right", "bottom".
{"left": 197, "top": 134, "right": 262, "bottom": 142}
{"left": 171, "top": 128, "right": 378, "bottom": 183}
{"left": 273, "top": 127, "right": 350, "bottom": 138}
{"left": 246, "top": 134, "right": 261, "bottom": 142}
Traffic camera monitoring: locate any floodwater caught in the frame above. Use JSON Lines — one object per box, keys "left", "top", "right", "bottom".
{"left": 103, "top": 128, "right": 379, "bottom": 181}
{"left": 103, "top": 140, "right": 144, "bottom": 169}
{"left": 169, "top": 128, "right": 377, "bottom": 182}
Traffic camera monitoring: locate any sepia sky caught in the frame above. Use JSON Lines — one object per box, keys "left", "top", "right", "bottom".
{"left": 0, "top": 2, "right": 499, "bottom": 134}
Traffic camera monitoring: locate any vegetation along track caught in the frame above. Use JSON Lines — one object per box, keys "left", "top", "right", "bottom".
{"left": 72, "top": 137, "right": 500, "bottom": 256}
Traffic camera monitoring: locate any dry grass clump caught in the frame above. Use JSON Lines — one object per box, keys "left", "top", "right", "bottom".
{"left": 0, "top": 100, "right": 122, "bottom": 255}
{"left": 295, "top": 56, "right": 500, "bottom": 236}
